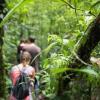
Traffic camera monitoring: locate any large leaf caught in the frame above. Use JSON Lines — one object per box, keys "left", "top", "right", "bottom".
{"left": 51, "top": 67, "right": 67, "bottom": 75}
{"left": 91, "top": 1, "right": 100, "bottom": 9}
{"left": 79, "top": 68, "right": 98, "bottom": 77}
{"left": 51, "top": 67, "right": 98, "bottom": 77}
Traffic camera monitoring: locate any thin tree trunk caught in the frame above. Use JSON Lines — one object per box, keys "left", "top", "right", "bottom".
{"left": 58, "top": 14, "right": 100, "bottom": 98}
{"left": 0, "top": 0, "right": 6, "bottom": 99}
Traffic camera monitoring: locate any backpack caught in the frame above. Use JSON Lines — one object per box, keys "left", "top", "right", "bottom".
{"left": 12, "top": 67, "right": 30, "bottom": 100}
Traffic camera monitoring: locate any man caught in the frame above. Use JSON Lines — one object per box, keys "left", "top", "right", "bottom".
{"left": 19, "top": 36, "right": 41, "bottom": 72}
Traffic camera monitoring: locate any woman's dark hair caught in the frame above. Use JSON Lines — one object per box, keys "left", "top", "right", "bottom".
{"left": 28, "top": 36, "right": 36, "bottom": 43}
{"left": 20, "top": 38, "right": 27, "bottom": 43}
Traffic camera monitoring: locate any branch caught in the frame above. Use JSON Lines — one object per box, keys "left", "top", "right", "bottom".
{"left": 72, "top": 51, "right": 92, "bottom": 66}
{"left": 61, "top": 0, "right": 96, "bottom": 17}
{"left": 61, "top": 0, "right": 84, "bottom": 11}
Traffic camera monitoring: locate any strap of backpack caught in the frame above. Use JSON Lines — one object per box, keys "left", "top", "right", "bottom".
{"left": 16, "top": 65, "right": 22, "bottom": 75}
{"left": 16, "top": 65, "right": 29, "bottom": 76}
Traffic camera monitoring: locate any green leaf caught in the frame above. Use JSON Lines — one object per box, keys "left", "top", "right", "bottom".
{"left": 79, "top": 68, "right": 98, "bottom": 77}
{"left": 0, "top": 0, "right": 33, "bottom": 28}
{"left": 51, "top": 67, "right": 67, "bottom": 75}
{"left": 51, "top": 67, "right": 98, "bottom": 77}
{"left": 51, "top": 0, "right": 62, "bottom": 2}
{"left": 91, "top": 1, "right": 100, "bottom": 9}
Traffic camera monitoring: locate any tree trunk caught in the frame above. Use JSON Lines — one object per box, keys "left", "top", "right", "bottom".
{"left": 0, "top": 0, "right": 6, "bottom": 99}
{"left": 58, "top": 14, "right": 100, "bottom": 98}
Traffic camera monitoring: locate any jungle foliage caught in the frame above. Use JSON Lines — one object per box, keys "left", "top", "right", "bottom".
{"left": 0, "top": 0, "right": 100, "bottom": 99}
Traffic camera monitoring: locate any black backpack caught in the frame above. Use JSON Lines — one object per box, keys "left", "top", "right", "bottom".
{"left": 12, "top": 68, "right": 30, "bottom": 100}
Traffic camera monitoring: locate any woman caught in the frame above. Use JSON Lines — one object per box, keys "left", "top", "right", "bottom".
{"left": 9, "top": 51, "right": 35, "bottom": 100}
